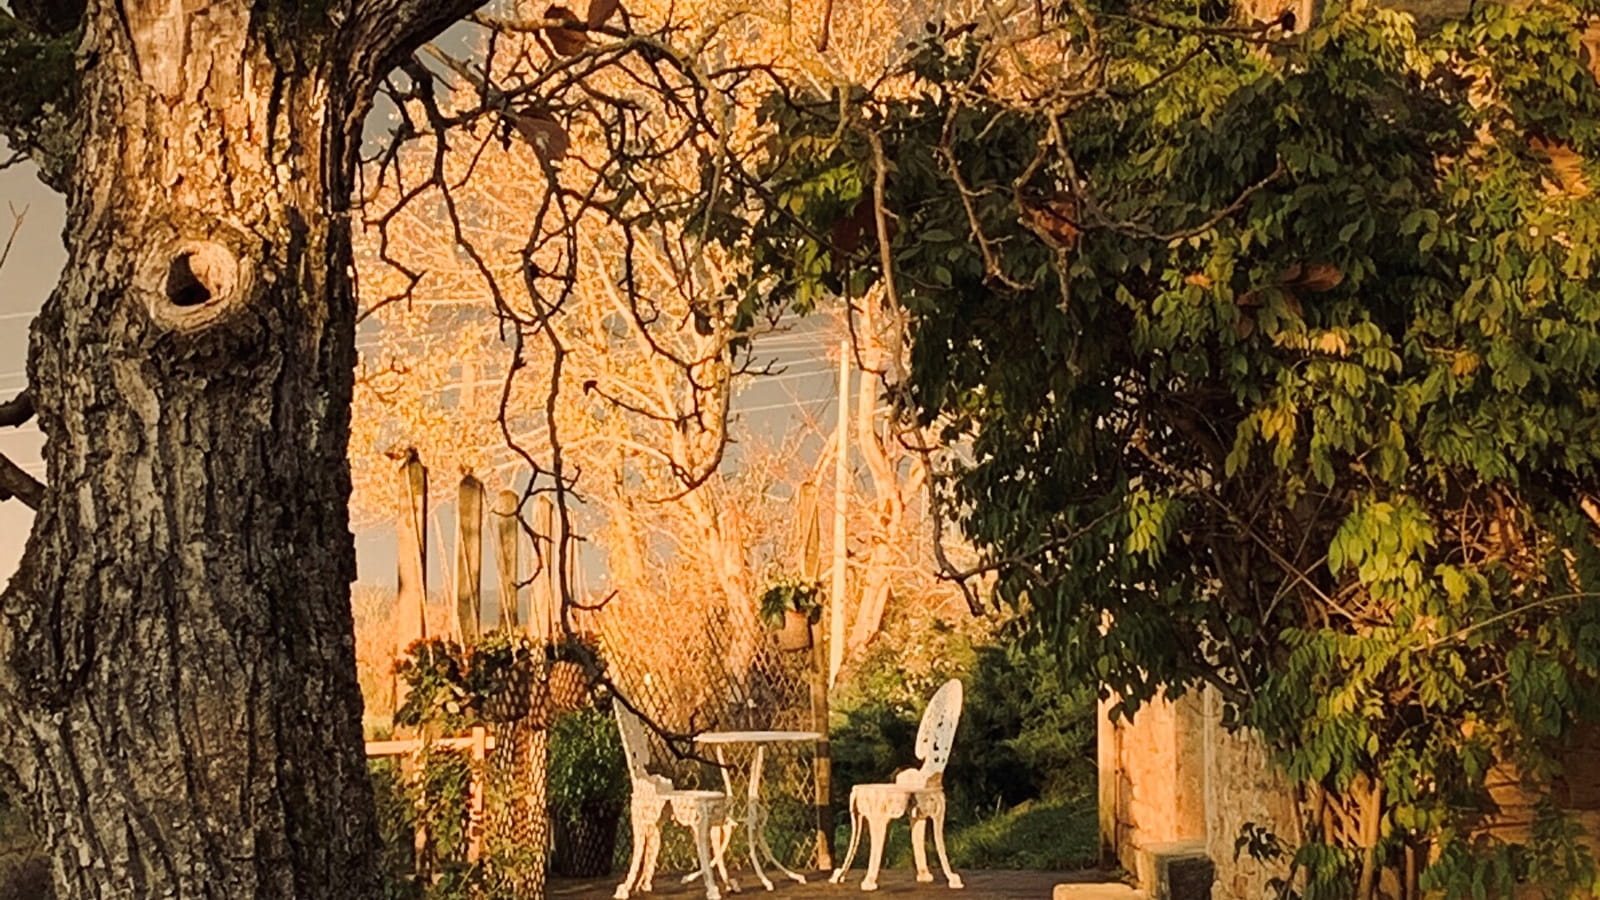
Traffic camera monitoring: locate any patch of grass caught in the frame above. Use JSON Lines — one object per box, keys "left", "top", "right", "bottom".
{"left": 835, "top": 795, "right": 1099, "bottom": 873}
{"left": 942, "top": 797, "right": 1098, "bottom": 870}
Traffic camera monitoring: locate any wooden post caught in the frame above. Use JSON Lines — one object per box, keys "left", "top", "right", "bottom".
{"left": 797, "top": 481, "right": 834, "bottom": 869}
{"left": 396, "top": 450, "right": 429, "bottom": 718}
{"left": 456, "top": 474, "right": 485, "bottom": 642}
{"left": 494, "top": 489, "right": 521, "bottom": 630}
{"left": 398, "top": 450, "right": 429, "bottom": 643}
{"left": 467, "top": 725, "right": 488, "bottom": 864}
{"left": 830, "top": 341, "right": 849, "bottom": 686}
{"left": 528, "top": 495, "right": 555, "bottom": 646}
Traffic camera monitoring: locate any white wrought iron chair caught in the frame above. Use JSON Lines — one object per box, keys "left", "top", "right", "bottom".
{"left": 831, "top": 678, "right": 965, "bottom": 891}
{"left": 612, "top": 703, "right": 736, "bottom": 900}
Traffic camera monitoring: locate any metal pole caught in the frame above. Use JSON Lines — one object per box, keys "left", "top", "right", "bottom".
{"left": 830, "top": 341, "right": 849, "bottom": 686}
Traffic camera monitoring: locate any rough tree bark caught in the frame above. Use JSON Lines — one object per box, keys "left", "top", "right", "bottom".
{"left": 0, "top": 1, "right": 481, "bottom": 896}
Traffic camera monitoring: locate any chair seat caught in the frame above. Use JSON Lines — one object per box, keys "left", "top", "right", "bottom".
{"left": 849, "top": 783, "right": 943, "bottom": 819}
{"left": 662, "top": 789, "right": 726, "bottom": 802}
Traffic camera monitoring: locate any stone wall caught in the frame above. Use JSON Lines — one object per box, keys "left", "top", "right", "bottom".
{"left": 1102, "top": 691, "right": 1600, "bottom": 900}
{"left": 1100, "top": 686, "right": 1297, "bottom": 900}
{"left": 1199, "top": 688, "right": 1297, "bottom": 900}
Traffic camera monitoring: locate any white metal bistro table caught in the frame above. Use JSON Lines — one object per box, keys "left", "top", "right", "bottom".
{"left": 692, "top": 729, "right": 823, "bottom": 891}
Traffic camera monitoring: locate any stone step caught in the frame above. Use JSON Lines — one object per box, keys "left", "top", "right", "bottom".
{"left": 1137, "top": 840, "right": 1213, "bottom": 900}
{"left": 1052, "top": 883, "right": 1147, "bottom": 900}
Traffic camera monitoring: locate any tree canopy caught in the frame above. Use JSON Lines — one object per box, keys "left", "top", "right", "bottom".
{"left": 719, "top": 0, "right": 1600, "bottom": 894}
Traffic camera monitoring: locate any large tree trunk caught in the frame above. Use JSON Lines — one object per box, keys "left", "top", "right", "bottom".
{"left": 0, "top": 2, "right": 479, "bottom": 896}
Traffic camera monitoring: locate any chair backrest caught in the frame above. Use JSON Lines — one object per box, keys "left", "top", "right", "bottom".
{"left": 914, "top": 679, "right": 964, "bottom": 778}
{"left": 612, "top": 702, "right": 654, "bottom": 782}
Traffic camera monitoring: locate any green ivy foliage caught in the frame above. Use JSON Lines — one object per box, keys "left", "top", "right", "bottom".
{"left": 712, "top": 0, "right": 1600, "bottom": 894}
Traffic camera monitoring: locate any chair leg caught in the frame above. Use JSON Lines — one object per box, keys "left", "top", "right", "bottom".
{"left": 931, "top": 797, "right": 962, "bottom": 889}
{"left": 617, "top": 813, "right": 656, "bottom": 896}
{"left": 830, "top": 793, "right": 866, "bottom": 884}
{"left": 746, "top": 796, "right": 773, "bottom": 891}
{"left": 912, "top": 815, "right": 933, "bottom": 883}
{"left": 713, "top": 820, "right": 739, "bottom": 892}
{"left": 614, "top": 824, "right": 648, "bottom": 900}
{"left": 640, "top": 824, "right": 662, "bottom": 893}
{"left": 691, "top": 806, "right": 722, "bottom": 900}
{"left": 861, "top": 810, "right": 891, "bottom": 892}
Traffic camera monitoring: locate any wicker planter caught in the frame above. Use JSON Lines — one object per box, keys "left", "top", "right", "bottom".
{"left": 548, "top": 659, "right": 591, "bottom": 713}
{"left": 777, "top": 609, "right": 813, "bottom": 652}
{"left": 549, "top": 804, "right": 622, "bottom": 877}
{"left": 481, "top": 657, "right": 533, "bottom": 723}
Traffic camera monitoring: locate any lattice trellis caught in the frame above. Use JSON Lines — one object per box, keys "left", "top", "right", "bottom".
{"left": 483, "top": 717, "right": 548, "bottom": 899}
{"left": 577, "top": 594, "right": 829, "bottom": 877}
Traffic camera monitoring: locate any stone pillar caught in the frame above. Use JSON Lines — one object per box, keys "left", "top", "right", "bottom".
{"left": 1098, "top": 691, "right": 1209, "bottom": 886}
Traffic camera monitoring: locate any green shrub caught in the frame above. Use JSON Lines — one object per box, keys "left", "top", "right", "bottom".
{"left": 548, "top": 704, "right": 629, "bottom": 824}
{"left": 831, "top": 614, "right": 1097, "bottom": 831}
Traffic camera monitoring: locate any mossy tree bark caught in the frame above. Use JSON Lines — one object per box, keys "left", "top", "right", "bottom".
{"left": 0, "top": 1, "right": 481, "bottom": 896}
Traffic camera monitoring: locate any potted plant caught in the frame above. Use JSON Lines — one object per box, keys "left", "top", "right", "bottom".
{"left": 547, "top": 704, "right": 630, "bottom": 877}
{"left": 759, "top": 577, "right": 823, "bottom": 651}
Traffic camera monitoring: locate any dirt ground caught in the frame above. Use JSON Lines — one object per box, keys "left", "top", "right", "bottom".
{"left": 549, "top": 867, "right": 1124, "bottom": 899}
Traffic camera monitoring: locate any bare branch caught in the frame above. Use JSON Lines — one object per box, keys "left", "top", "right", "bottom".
{"left": 0, "top": 452, "right": 42, "bottom": 509}
{"left": 342, "top": 0, "right": 494, "bottom": 93}
{"left": 0, "top": 203, "right": 26, "bottom": 272}
{"left": 0, "top": 390, "right": 33, "bottom": 428}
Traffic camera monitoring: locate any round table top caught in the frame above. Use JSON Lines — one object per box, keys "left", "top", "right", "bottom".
{"left": 692, "top": 729, "right": 822, "bottom": 745}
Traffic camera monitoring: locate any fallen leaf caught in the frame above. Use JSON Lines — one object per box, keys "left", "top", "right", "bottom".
{"left": 1185, "top": 272, "right": 1213, "bottom": 288}
{"left": 1237, "top": 289, "right": 1263, "bottom": 308}
{"left": 587, "top": 0, "right": 622, "bottom": 28}
{"left": 1234, "top": 314, "right": 1256, "bottom": 338}
{"left": 544, "top": 5, "right": 589, "bottom": 56}
{"left": 508, "top": 107, "right": 569, "bottom": 162}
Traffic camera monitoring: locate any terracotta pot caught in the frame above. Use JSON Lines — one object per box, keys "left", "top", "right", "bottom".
{"left": 778, "top": 609, "right": 813, "bottom": 652}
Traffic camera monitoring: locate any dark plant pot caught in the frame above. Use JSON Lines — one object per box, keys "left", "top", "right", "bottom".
{"left": 777, "top": 609, "right": 813, "bottom": 652}
{"left": 549, "top": 804, "right": 622, "bottom": 877}
{"left": 548, "top": 660, "right": 591, "bottom": 713}
{"left": 482, "top": 658, "right": 533, "bottom": 723}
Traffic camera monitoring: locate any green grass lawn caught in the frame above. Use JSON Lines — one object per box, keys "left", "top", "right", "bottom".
{"left": 835, "top": 795, "right": 1099, "bottom": 873}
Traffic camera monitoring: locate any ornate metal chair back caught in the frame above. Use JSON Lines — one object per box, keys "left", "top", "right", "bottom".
{"left": 613, "top": 702, "right": 655, "bottom": 782}
{"left": 913, "top": 679, "right": 963, "bottom": 778}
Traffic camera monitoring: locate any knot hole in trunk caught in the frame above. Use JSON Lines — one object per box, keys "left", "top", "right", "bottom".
{"left": 164, "top": 243, "right": 235, "bottom": 307}
{"left": 146, "top": 239, "right": 248, "bottom": 331}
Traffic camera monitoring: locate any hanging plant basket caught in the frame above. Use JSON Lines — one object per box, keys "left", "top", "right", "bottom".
{"left": 777, "top": 608, "right": 813, "bottom": 651}
{"left": 474, "top": 632, "right": 536, "bottom": 723}
{"left": 548, "top": 659, "right": 591, "bottom": 713}
{"left": 759, "top": 578, "right": 823, "bottom": 653}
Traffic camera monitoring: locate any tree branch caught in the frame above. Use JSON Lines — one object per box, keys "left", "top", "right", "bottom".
{"left": 0, "top": 390, "right": 32, "bottom": 428}
{"left": 342, "top": 0, "right": 492, "bottom": 90}
{"left": 0, "top": 451, "right": 42, "bottom": 510}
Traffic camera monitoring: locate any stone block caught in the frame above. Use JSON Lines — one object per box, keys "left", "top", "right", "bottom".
{"left": 1139, "top": 840, "right": 1213, "bottom": 900}
{"left": 1052, "top": 883, "right": 1146, "bottom": 900}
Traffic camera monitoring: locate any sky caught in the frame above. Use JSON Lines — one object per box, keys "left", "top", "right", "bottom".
{"left": 0, "top": 156, "right": 59, "bottom": 580}
{"left": 0, "top": 154, "right": 841, "bottom": 593}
